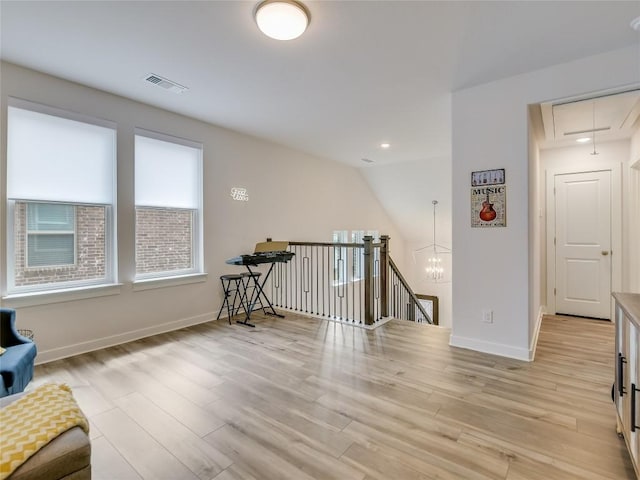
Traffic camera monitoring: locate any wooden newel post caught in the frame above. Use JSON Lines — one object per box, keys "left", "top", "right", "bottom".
{"left": 363, "top": 235, "right": 374, "bottom": 326}
{"left": 379, "top": 235, "right": 389, "bottom": 318}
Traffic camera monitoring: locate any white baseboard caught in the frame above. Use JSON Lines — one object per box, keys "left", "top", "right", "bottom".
{"left": 449, "top": 334, "right": 531, "bottom": 362}
{"left": 528, "top": 305, "right": 546, "bottom": 361}
{"left": 35, "top": 311, "right": 218, "bottom": 365}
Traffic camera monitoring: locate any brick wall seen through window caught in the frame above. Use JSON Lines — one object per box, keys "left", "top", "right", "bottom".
{"left": 135, "top": 207, "right": 193, "bottom": 275}
{"left": 14, "top": 202, "right": 106, "bottom": 287}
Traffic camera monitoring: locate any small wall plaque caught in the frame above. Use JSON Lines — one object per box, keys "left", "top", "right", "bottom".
{"left": 230, "top": 187, "right": 249, "bottom": 201}
{"left": 471, "top": 168, "right": 505, "bottom": 186}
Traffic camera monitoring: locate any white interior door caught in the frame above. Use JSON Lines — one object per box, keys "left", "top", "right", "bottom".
{"left": 555, "top": 170, "right": 611, "bottom": 319}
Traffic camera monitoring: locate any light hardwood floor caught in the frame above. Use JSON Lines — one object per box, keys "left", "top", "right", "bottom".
{"left": 31, "top": 313, "right": 635, "bottom": 479}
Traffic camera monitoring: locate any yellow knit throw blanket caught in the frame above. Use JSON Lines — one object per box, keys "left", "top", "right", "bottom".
{"left": 0, "top": 383, "right": 89, "bottom": 480}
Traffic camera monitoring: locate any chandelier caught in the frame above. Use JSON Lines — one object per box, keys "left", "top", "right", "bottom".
{"left": 413, "top": 200, "right": 451, "bottom": 283}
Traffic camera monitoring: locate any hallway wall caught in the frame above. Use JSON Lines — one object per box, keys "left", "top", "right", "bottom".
{"left": 451, "top": 45, "right": 639, "bottom": 360}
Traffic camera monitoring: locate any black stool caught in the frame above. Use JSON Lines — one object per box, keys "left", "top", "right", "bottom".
{"left": 216, "top": 274, "right": 249, "bottom": 324}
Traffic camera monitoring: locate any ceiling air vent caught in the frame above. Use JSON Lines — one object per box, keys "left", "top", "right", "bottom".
{"left": 143, "top": 73, "right": 188, "bottom": 94}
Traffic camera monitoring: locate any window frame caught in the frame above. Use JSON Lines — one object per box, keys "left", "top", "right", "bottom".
{"left": 351, "top": 230, "right": 380, "bottom": 281}
{"left": 5, "top": 98, "right": 117, "bottom": 296}
{"left": 25, "top": 202, "right": 77, "bottom": 268}
{"left": 332, "top": 230, "right": 349, "bottom": 286}
{"left": 133, "top": 128, "right": 204, "bottom": 282}
{"left": 332, "top": 230, "right": 380, "bottom": 285}
{"left": 351, "top": 231, "right": 364, "bottom": 281}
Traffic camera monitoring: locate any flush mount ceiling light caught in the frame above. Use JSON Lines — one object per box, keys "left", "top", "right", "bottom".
{"left": 254, "top": 0, "right": 310, "bottom": 40}
{"left": 576, "top": 137, "right": 591, "bottom": 143}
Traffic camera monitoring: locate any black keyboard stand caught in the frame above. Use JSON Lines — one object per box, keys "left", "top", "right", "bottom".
{"left": 237, "top": 263, "right": 284, "bottom": 327}
{"left": 225, "top": 249, "right": 294, "bottom": 327}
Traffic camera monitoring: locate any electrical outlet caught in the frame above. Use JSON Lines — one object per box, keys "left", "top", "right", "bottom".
{"left": 482, "top": 309, "right": 493, "bottom": 323}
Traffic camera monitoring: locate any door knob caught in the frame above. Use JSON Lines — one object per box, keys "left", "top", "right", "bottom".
{"left": 602, "top": 251, "right": 609, "bottom": 256}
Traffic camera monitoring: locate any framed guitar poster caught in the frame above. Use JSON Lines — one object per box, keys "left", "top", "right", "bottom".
{"left": 471, "top": 168, "right": 506, "bottom": 227}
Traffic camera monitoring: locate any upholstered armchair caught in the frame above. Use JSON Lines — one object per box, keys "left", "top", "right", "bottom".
{"left": 0, "top": 308, "right": 37, "bottom": 397}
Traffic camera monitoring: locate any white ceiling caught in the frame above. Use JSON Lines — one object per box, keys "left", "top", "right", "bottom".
{"left": 1, "top": 1, "right": 639, "bottom": 168}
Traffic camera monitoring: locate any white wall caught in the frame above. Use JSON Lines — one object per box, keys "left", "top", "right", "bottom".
{"left": 528, "top": 108, "right": 543, "bottom": 350}
{"left": 451, "top": 45, "right": 639, "bottom": 360}
{"left": 542, "top": 140, "right": 630, "bottom": 172}
{"left": 629, "top": 128, "right": 640, "bottom": 292}
{"left": 0, "top": 62, "right": 405, "bottom": 363}
{"left": 632, "top": 127, "right": 640, "bottom": 162}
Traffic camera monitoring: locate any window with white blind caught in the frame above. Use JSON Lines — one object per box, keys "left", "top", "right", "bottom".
{"left": 332, "top": 230, "right": 379, "bottom": 284}
{"left": 351, "top": 230, "right": 379, "bottom": 280}
{"left": 332, "top": 230, "right": 348, "bottom": 285}
{"left": 26, "top": 203, "right": 76, "bottom": 267}
{"left": 351, "top": 230, "right": 380, "bottom": 282}
{"left": 6, "top": 99, "right": 116, "bottom": 294}
{"left": 134, "top": 130, "right": 203, "bottom": 279}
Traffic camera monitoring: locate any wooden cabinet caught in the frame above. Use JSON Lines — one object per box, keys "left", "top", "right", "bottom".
{"left": 614, "top": 292, "right": 640, "bottom": 477}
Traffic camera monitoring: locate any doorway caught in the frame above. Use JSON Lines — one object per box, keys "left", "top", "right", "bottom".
{"left": 553, "top": 170, "right": 611, "bottom": 319}
{"left": 546, "top": 162, "right": 622, "bottom": 321}
{"left": 537, "top": 91, "right": 635, "bottom": 322}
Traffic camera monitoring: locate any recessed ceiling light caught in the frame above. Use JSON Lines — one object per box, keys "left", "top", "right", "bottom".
{"left": 380, "top": 143, "right": 390, "bottom": 149}
{"left": 576, "top": 137, "right": 591, "bottom": 143}
{"left": 254, "top": 0, "right": 310, "bottom": 40}
{"left": 631, "top": 16, "right": 640, "bottom": 31}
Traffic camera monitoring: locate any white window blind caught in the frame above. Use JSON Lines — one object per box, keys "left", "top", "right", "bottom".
{"left": 7, "top": 105, "right": 115, "bottom": 204}
{"left": 135, "top": 133, "right": 202, "bottom": 209}
{"left": 134, "top": 130, "right": 203, "bottom": 279}
{"left": 6, "top": 100, "right": 116, "bottom": 295}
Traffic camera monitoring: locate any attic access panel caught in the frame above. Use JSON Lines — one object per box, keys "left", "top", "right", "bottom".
{"left": 540, "top": 89, "right": 640, "bottom": 148}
